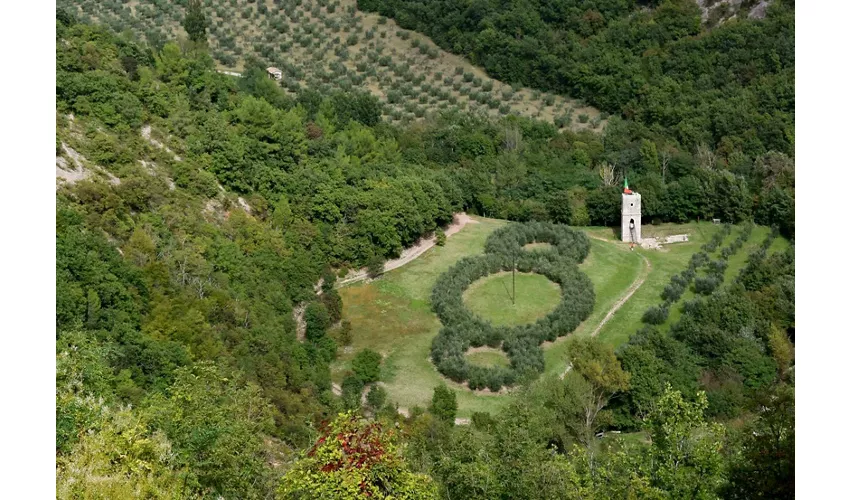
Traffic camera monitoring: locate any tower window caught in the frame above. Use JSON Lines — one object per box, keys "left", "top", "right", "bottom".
{"left": 630, "top": 203, "right": 634, "bottom": 207}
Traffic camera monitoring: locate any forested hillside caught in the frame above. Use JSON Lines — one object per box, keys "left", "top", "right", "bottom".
{"left": 57, "top": 0, "right": 604, "bottom": 128}
{"left": 55, "top": 6, "right": 793, "bottom": 498}
{"left": 359, "top": 0, "right": 795, "bottom": 157}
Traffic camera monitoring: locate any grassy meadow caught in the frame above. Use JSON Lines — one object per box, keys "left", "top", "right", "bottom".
{"left": 335, "top": 217, "right": 784, "bottom": 417}
{"left": 463, "top": 272, "right": 561, "bottom": 327}
{"left": 465, "top": 348, "right": 511, "bottom": 368}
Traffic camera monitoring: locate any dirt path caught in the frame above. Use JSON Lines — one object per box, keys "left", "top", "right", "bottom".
{"left": 588, "top": 252, "right": 651, "bottom": 338}
{"left": 561, "top": 238, "right": 651, "bottom": 378}
{"left": 337, "top": 213, "right": 478, "bottom": 287}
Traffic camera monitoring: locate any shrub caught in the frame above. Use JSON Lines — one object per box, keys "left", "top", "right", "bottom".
{"left": 642, "top": 305, "right": 669, "bottom": 325}
{"left": 484, "top": 222, "right": 590, "bottom": 263}
{"left": 429, "top": 383, "right": 457, "bottom": 423}
{"left": 471, "top": 412, "right": 497, "bottom": 431}
{"left": 366, "top": 254, "right": 385, "bottom": 278}
{"left": 707, "top": 259, "right": 728, "bottom": 276}
{"left": 341, "top": 375, "right": 364, "bottom": 410}
{"left": 321, "top": 288, "right": 343, "bottom": 323}
{"left": 305, "top": 301, "right": 330, "bottom": 341}
{"left": 578, "top": 113, "right": 590, "bottom": 123}
{"left": 352, "top": 349, "right": 382, "bottom": 383}
{"left": 554, "top": 114, "right": 572, "bottom": 128}
{"left": 661, "top": 282, "right": 685, "bottom": 302}
{"left": 365, "top": 384, "right": 387, "bottom": 410}
{"left": 435, "top": 228, "right": 446, "bottom": 246}
{"left": 694, "top": 275, "right": 721, "bottom": 295}
{"left": 339, "top": 320, "right": 353, "bottom": 346}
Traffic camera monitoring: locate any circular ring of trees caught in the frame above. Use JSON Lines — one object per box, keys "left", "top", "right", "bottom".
{"left": 484, "top": 221, "right": 591, "bottom": 263}
{"left": 430, "top": 223, "right": 594, "bottom": 391}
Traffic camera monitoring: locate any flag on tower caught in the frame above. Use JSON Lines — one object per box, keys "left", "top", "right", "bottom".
{"left": 624, "top": 177, "right": 632, "bottom": 194}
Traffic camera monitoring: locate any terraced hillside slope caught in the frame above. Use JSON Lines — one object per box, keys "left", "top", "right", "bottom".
{"left": 59, "top": 0, "right": 604, "bottom": 129}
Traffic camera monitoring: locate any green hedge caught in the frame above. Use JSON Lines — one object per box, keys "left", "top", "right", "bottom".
{"left": 483, "top": 221, "right": 590, "bottom": 263}
{"left": 430, "top": 223, "right": 594, "bottom": 390}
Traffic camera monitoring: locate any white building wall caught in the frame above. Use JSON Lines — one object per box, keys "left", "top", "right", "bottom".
{"left": 621, "top": 192, "right": 642, "bottom": 242}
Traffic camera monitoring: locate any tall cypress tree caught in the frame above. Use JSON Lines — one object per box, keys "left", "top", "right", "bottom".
{"left": 182, "top": 0, "right": 207, "bottom": 44}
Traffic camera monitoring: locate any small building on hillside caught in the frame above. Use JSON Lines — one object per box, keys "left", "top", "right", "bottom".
{"left": 266, "top": 67, "right": 282, "bottom": 81}
{"left": 622, "top": 178, "right": 641, "bottom": 244}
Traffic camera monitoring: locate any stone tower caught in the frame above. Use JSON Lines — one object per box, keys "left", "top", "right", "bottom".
{"left": 621, "top": 179, "right": 641, "bottom": 243}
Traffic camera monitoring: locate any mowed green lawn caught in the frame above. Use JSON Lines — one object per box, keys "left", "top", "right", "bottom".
{"left": 463, "top": 272, "right": 561, "bottom": 326}
{"left": 466, "top": 348, "right": 511, "bottom": 368}
{"left": 334, "top": 217, "right": 774, "bottom": 417}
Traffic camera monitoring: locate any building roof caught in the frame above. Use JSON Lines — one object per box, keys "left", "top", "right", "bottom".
{"left": 266, "top": 67, "right": 282, "bottom": 73}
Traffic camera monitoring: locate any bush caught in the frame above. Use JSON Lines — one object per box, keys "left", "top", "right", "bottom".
{"left": 707, "top": 259, "right": 728, "bottom": 277}
{"left": 470, "top": 411, "right": 497, "bottom": 431}
{"left": 642, "top": 305, "right": 669, "bottom": 325}
{"left": 321, "top": 288, "right": 343, "bottom": 324}
{"left": 435, "top": 228, "right": 446, "bottom": 246}
{"left": 694, "top": 275, "right": 721, "bottom": 295}
{"left": 366, "top": 384, "right": 387, "bottom": 410}
{"left": 429, "top": 383, "right": 457, "bottom": 423}
{"left": 341, "top": 375, "right": 364, "bottom": 410}
{"left": 661, "top": 282, "right": 685, "bottom": 302}
{"left": 352, "top": 349, "right": 382, "bottom": 383}
{"left": 304, "top": 301, "right": 330, "bottom": 341}
{"left": 339, "top": 320, "right": 353, "bottom": 346}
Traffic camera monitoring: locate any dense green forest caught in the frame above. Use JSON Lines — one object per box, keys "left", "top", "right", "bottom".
{"left": 55, "top": 6, "right": 793, "bottom": 498}
{"left": 359, "top": 0, "right": 795, "bottom": 158}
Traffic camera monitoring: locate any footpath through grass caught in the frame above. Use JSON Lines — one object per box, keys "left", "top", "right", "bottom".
{"left": 592, "top": 222, "right": 721, "bottom": 347}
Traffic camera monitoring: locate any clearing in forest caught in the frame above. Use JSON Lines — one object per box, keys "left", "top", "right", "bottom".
{"left": 335, "top": 217, "right": 776, "bottom": 417}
